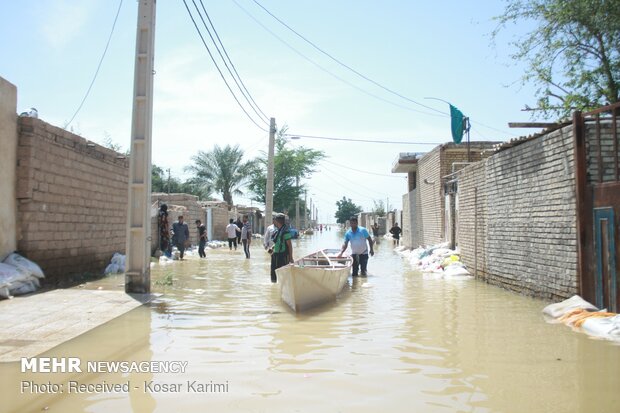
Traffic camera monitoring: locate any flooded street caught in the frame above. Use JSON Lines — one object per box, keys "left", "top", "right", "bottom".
{"left": 3, "top": 229, "right": 620, "bottom": 413}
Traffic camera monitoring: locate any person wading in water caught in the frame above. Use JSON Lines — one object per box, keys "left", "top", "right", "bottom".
{"left": 269, "top": 213, "right": 293, "bottom": 283}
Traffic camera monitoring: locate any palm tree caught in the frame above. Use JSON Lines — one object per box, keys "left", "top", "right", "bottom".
{"left": 185, "top": 144, "right": 251, "bottom": 206}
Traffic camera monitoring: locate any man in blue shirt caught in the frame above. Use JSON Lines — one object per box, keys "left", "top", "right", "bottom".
{"left": 337, "top": 216, "right": 374, "bottom": 276}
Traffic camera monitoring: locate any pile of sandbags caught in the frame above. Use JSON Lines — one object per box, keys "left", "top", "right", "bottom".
{"left": 543, "top": 295, "right": 620, "bottom": 341}
{"left": 206, "top": 240, "right": 228, "bottom": 249}
{"left": 104, "top": 253, "right": 126, "bottom": 274}
{"left": 397, "top": 243, "right": 472, "bottom": 279}
{"left": 0, "top": 253, "right": 45, "bottom": 298}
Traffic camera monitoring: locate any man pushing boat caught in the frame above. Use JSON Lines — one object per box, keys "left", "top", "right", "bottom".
{"left": 269, "top": 213, "right": 294, "bottom": 283}
{"left": 337, "top": 216, "right": 374, "bottom": 276}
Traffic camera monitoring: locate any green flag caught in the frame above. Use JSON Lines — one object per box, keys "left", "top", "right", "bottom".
{"left": 449, "top": 104, "right": 464, "bottom": 144}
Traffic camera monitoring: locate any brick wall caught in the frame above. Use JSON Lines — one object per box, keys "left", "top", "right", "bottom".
{"left": 412, "top": 143, "right": 498, "bottom": 248}
{"left": 418, "top": 147, "right": 443, "bottom": 245}
{"left": 16, "top": 117, "right": 129, "bottom": 284}
{"left": 207, "top": 203, "right": 233, "bottom": 240}
{"left": 401, "top": 190, "right": 417, "bottom": 247}
{"left": 456, "top": 126, "right": 578, "bottom": 300}
{"left": 0, "top": 77, "right": 17, "bottom": 260}
{"left": 454, "top": 161, "right": 488, "bottom": 278}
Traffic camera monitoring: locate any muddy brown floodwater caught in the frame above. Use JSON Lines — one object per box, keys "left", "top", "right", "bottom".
{"left": 2, "top": 229, "right": 620, "bottom": 412}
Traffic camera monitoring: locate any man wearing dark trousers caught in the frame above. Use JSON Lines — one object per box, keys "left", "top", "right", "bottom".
{"left": 269, "top": 214, "right": 293, "bottom": 283}
{"left": 196, "top": 219, "right": 207, "bottom": 258}
{"left": 337, "top": 216, "right": 374, "bottom": 276}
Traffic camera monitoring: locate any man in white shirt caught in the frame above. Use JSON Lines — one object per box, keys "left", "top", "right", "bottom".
{"left": 263, "top": 216, "right": 277, "bottom": 250}
{"left": 225, "top": 218, "right": 240, "bottom": 251}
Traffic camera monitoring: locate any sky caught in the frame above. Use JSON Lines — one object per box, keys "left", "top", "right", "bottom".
{"left": 0, "top": 0, "right": 539, "bottom": 223}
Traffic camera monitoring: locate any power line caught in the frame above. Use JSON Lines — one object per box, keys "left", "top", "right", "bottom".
{"left": 182, "top": 0, "right": 268, "bottom": 132}
{"left": 247, "top": 0, "right": 519, "bottom": 138}
{"left": 250, "top": 0, "right": 449, "bottom": 117}
{"left": 285, "top": 133, "right": 444, "bottom": 145}
{"left": 322, "top": 159, "right": 405, "bottom": 178}
{"left": 197, "top": 0, "right": 270, "bottom": 124}
{"left": 320, "top": 163, "right": 398, "bottom": 200}
{"left": 231, "top": 0, "right": 444, "bottom": 118}
{"left": 65, "top": 0, "right": 123, "bottom": 128}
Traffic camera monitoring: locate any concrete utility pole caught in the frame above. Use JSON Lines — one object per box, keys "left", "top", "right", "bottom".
{"left": 126, "top": 0, "right": 156, "bottom": 294}
{"left": 265, "top": 117, "right": 276, "bottom": 225}
{"left": 304, "top": 189, "right": 308, "bottom": 229}
{"left": 295, "top": 176, "right": 300, "bottom": 230}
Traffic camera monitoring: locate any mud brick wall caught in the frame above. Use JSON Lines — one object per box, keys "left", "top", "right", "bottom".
{"left": 209, "top": 205, "right": 233, "bottom": 240}
{"left": 457, "top": 125, "right": 578, "bottom": 300}
{"left": 16, "top": 117, "right": 129, "bottom": 284}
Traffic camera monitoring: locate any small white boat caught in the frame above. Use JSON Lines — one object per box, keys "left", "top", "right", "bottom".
{"left": 277, "top": 249, "right": 352, "bottom": 312}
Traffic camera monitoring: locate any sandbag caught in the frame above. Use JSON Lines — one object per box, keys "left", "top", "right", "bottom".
{"left": 542, "top": 295, "right": 598, "bottom": 319}
{"left": 444, "top": 264, "right": 470, "bottom": 277}
{"left": 0, "top": 285, "right": 9, "bottom": 299}
{"left": 3, "top": 253, "right": 44, "bottom": 279}
{"left": 9, "top": 279, "right": 38, "bottom": 295}
{"left": 581, "top": 315, "right": 620, "bottom": 340}
{"left": 0, "top": 262, "right": 31, "bottom": 284}
{"left": 104, "top": 263, "right": 120, "bottom": 274}
{"left": 104, "top": 253, "right": 126, "bottom": 274}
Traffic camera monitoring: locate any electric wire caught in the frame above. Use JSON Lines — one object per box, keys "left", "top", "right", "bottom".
{"left": 248, "top": 0, "right": 519, "bottom": 138}
{"left": 231, "top": 0, "right": 444, "bottom": 118}
{"left": 182, "top": 0, "right": 268, "bottom": 132}
{"left": 66, "top": 0, "right": 123, "bottom": 128}
{"left": 320, "top": 163, "right": 398, "bottom": 200}
{"left": 323, "top": 159, "right": 405, "bottom": 178}
{"left": 285, "top": 133, "right": 443, "bottom": 145}
{"left": 250, "top": 0, "right": 448, "bottom": 116}
{"left": 197, "top": 0, "right": 270, "bottom": 124}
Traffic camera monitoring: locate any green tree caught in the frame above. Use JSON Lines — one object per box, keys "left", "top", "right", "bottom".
{"left": 185, "top": 145, "right": 250, "bottom": 206}
{"left": 493, "top": 0, "right": 620, "bottom": 119}
{"left": 152, "top": 165, "right": 181, "bottom": 193}
{"left": 152, "top": 165, "right": 211, "bottom": 200}
{"left": 335, "top": 197, "right": 363, "bottom": 224}
{"left": 247, "top": 127, "right": 325, "bottom": 213}
{"left": 372, "top": 199, "right": 386, "bottom": 216}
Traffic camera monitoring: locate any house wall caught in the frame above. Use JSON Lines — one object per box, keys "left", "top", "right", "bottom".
{"left": 209, "top": 204, "right": 234, "bottom": 240}
{"left": 0, "top": 77, "right": 18, "bottom": 260}
{"left": 418, "top": 147, "right": 443, "bottom": 246}
{"left": 456, "top": 125, "right": 578, "bottom": 300}
{"left": 16, "top": 117, "right": 129, "bottom": 284}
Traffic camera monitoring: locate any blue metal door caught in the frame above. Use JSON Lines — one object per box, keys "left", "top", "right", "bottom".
{"left": 594, "top": 207, "right": 617, "bottom": 311}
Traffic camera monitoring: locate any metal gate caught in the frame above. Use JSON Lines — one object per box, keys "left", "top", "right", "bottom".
{"left": 574, "top": 102, "right": 620, "bottom": 311}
